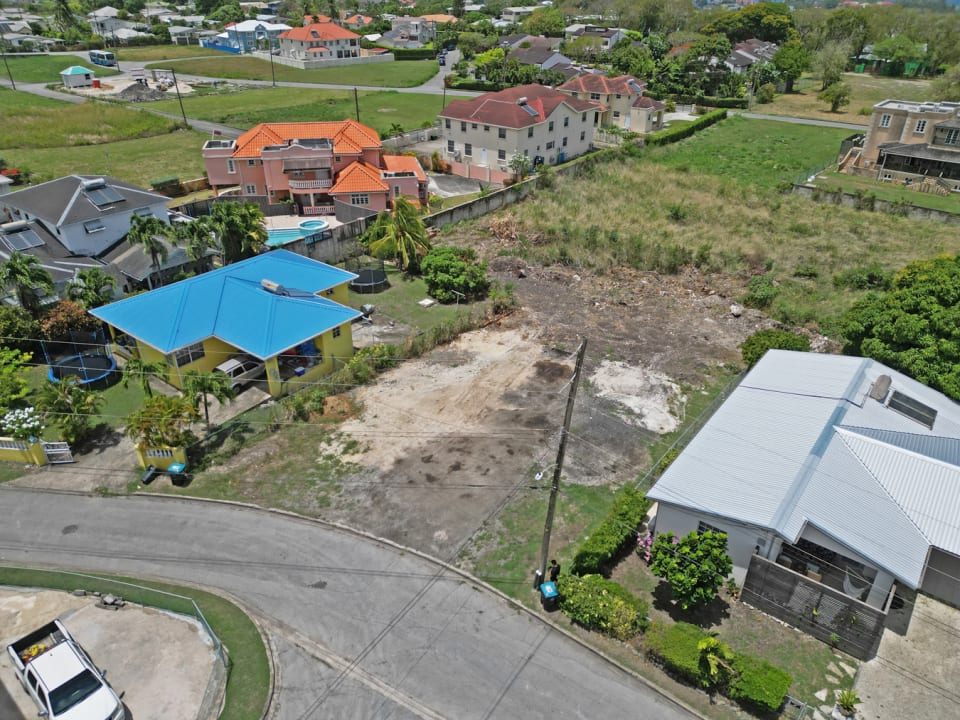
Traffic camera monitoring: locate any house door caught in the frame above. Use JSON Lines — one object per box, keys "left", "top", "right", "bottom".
{"left": 624, "top": 114, "right": 630, "bottom": 130}
{"left": 479, "top": 148, "right": 487, "bottom": 166}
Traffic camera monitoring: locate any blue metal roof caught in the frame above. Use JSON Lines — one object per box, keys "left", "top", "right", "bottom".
{"left": 61, "top": 65, "right": 93, "bottom": 75}
{"left": 91, "top": 250, "right": 360, "bottom": 359}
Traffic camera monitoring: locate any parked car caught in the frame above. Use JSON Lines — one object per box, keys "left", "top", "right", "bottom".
{"left": 214, "top": 354, "right": 266, "bottom": 391}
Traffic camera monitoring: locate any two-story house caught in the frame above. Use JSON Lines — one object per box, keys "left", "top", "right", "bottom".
{"left": 724, "top": 38, "right": 778, "bottom": 74}
{"left": 208, "top": 19, "right": 290, "bottom": 52}
{"left": 565, "top": 25, "right": 626, "bottom": 52}
{"left": 202, "top": 120, "right": 428, "bottom": 215}
{"left": 500, "top": 6, "right": 539, "bottom": 24}
{"left": 556, "top": 74, "right": 665, "bottom": 133}
{"left": 381, "top": 15, "right": 436, "bottom": 48}
{"left": 842, "top": 99, "right": 960, "bottom": 191}
{"left": 438, "top": 84, "right": 598, "bottom": 184}
{"left": 278, "top": 22, "right": 361, "bottom": 62}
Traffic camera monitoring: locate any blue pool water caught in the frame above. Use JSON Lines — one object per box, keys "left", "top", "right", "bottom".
{"left": 267, "top": 219, "right": 330, "bottom": 247}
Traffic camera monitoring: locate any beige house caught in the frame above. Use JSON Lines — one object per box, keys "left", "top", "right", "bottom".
{"left": 556, "top": 74, "right": 665, "bottom": 133}
{"left": 438, "top": 84, "right": 598, "bottom": 183}
{"left": 842, "top": 99, "right": 960, "bottom": 191}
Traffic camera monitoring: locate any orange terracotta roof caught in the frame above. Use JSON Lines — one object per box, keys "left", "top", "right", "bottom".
{"left": 232, "top": 120, "right": 380, "bottom": 158}
{"left": 280, "top": 22, "right": 359, "bottom": 41}
{"left": 330, "top": 162, "right": 388, "bottom": 195}
{"left": 302, "top": 13, "right": 331, "bottom": 23}
{"left": 419, "top": 13, "right": 458, "bottom": 23}
{"left": 382, "top": 155, "right": 426, "bottom": 181}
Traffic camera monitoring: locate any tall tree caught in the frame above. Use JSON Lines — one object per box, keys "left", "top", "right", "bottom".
{"left": 649, "top": 530, "right": 733, "bottom": 611}
{"left": 818, "top": 81, "right": 851, "bottom": 112}
{"left": 521, "top": 7, "right": 565, "bottom": 37}
{"left": 182, "top": 369, "right": 234, "bottom": 429}
{"left": 67, "top": 268, "right": 116, "bottom": 309}
{"left": 122, "top": 357, "right": 168, "bottom": 398}
{"left": 933, "top": 64, "right": 960, "bottom": 102}
{"left": 52, "top": 0, "right": 79, "bottom": 34}
{"left": 172, "top": 216, "right": 220, "bottom": 272}
{"left": 209, "top": 201, "right": 267, "bottom": 265}
{"left": 361, "top": 197, "right": 431, "bottom": 274}
{"left": 772, "top": 39, "right": 809, "bottom": 93}
{"left": 813, "top": 41, "right": 851, "bottom": 90}
{"left": 0, "top": 348, "right": 33, "bottom": 412}
{"left": 824, "top": 7, "right": 871, "bottom": 60}
{"left": 127, "top": 215, "right": 170, "bottom": 288}
{"left": 0, "top": 252, "right": 55, "bottom": 317}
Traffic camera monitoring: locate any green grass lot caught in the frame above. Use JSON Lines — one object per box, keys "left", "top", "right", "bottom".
{"left": 492, "top": 116, "right": 960, "bottom": 334}
{"left": 814, "top": 171, "right": 960, "bottom": 214}
{"left": 760, "top": 71, "right": 932, "bottom": 126}
{"left": 1, "top": 55, "right": 120, "bottom": 83}
{"left": 0, "top": 566, "right": 268, "bottom": 720}
{"left": 149, "top": 86, "right": 443, "bottom": 136}
{"left": 145, "top": 56, "right": 439, "bottom": 88}
{"left": 116, "top": 45, "right": 225, "bottom": 62}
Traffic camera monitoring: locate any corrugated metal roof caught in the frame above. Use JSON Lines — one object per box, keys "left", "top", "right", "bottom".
{"left": 91, "top": 250, "right": 360, "bottom": 358}
{"left": 648, "top": 349, "right": 960, "bottom": 589}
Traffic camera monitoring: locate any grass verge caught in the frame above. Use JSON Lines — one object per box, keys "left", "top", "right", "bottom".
{"left": 1, "top": 56, "right": 120, "bottom": 83}
{"left": 145, "top": 56, "right": 439, "bottom": 87}
{"left": 117, "top": 45, "right": 225, "bottom": 62}
{"left": 0, "top": 565, "right": 269, "bottom": 720}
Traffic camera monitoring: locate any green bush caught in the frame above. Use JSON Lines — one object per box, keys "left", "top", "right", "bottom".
{"left": 380, "top": 46, "right": 435, "bottom": 60}
{"left": 739, "top": 329, "right": 810, "bottom": 367}
{"left": 570, "top": 487, "right": 652, "bottom": 576}
{"left": 647, "top": 110, "right": 727, "bottom": 147}
{"left": 757, "top": 83, "right": 776, "bottom": 104}
{"left": 727, "top": 654, "right": 792, "bottom": 714}
{"left": 832, "top": 263, "right": 892, "bottom": 291}
{"left": 645, "top": 621, "right": 707, "bottom": 685}
{"left": 558, "top": 574, "right": 649, "bottom": 640}
{"left": 446, "top": 77, "right": 503, "bottom": 92}
{"left": 742, "top": 274, "right": 779, "bottom": 309}
{"left": 421, "top": 246, "right": 491, "bottom": 302}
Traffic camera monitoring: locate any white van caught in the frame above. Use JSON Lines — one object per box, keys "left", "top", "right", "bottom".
{"left": 214, "top": 354, "right": 266, "bottom": 391}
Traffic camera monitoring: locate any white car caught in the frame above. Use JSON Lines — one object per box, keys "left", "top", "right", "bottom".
{"left": 214, "top": 354, "right": 266, "bottom": 391}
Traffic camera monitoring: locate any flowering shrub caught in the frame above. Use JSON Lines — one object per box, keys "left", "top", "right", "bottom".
{"left": 2, "top": 406, "right": 44, "bottom": 440}
{"left": 558, "top": 574, "right": 649, "bottom": 640}
{"left": 637, "top": 534, "right": 654, "bottom": 563}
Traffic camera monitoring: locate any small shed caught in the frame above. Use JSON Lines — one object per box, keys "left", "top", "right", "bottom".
{"left": 60, "top": 65, "right": 95, "bottom": 88}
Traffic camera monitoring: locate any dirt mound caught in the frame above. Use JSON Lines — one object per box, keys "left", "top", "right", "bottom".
{"left": 117, "top": 83, "right": 166, "bottom": 102}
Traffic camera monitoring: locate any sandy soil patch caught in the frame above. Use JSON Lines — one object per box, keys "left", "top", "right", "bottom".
{"left": 590, "top": 360, "right": 682, "bottom": 433}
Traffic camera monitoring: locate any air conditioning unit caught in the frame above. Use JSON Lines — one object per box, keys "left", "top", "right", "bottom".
{"left": 499, "top": 165, "right": 508, "bottom": 172}
{"left": 453, "top": 151, "right": 462, "bottom": 161}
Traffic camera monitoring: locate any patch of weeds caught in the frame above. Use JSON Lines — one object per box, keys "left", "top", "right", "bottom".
{"left": 742, "top": 275, "right": 779, "bottom": 309}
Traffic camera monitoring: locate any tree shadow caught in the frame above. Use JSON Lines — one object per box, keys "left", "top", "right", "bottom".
{"left": 187, "top": 419, "right": 254, "bottom": 469}
{"left": 73, "top": 425, "right": 125, "bottom": 455}
{"left": 651, "top": 580, "right": 731, "bottom": 629}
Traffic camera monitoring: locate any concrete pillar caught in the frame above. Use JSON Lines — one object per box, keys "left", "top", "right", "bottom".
{"left": 866, "top": 569, "right": 894, "bottom": 609}
{"left": 265, "top": 356, "right": 283, "bottom": 397}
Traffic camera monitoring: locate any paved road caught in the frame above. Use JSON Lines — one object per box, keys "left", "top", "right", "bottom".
{"left": 737, "top": 111, "right": 867, "bottom": 131}
{"left": 0, "top": 488, "right": 699, "bottom": 720}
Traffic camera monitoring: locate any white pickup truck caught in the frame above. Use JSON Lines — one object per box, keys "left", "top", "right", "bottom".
{"left": 6, "top": 619, "right": 125, "bottom": 720}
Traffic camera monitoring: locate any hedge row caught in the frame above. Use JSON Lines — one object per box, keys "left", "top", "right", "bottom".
{"left": 670, "top": 95, "right": 749, "bottom": 109}
{"left": 383, "top": 47, "right": 436, "bottom": 60}
{"left": 646, "top": 109, "right": 727, "bottom": 147}
{"left": 557, "top": 574, "right": 650, "bottom": 640}
{"left": 569, "top": 486, "right": 652, "bottom": 576}
{"left": 645, "top": 622, "right": 793, "bottom": 714}
{"left": 446, "top": 77, "right": 504, "bottom": 92}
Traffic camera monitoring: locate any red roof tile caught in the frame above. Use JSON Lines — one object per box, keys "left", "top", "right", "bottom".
{"left": 302, "top": 13, "right": 331, "bottom": 23}
{"left": 557, "top": 74, "right": 646, "bottom": 96}
{"left": 439, "top": 84, "right": 597, "bottom": 129}
{"left": 232, "top": 120, "right": 380, "bottom": 158}
{"left": 280, "top": 22, "right": 360, "bottom": 41}
{"left": 330, "top": 162, "right": 388, "bottom": 194}
{"left": 382, "top": 155, "right": 426, "bottom": 181}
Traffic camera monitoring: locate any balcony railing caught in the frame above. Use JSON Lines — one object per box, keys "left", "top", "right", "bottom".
{"left": 289, "top": 178, "right": 333, "bottom": 189}
{"left": 302, "top": 205, "right": 334, "bottom": 215}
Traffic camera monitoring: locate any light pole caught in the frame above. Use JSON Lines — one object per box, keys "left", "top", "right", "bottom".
{"left": 168, "top": 68, "right": 188, "bottom": 127}
{"left": 0, "top": 38, "right": 15, "bottom": 91}
{"left": 257, "top": 26, "right": 275, "bottom": 87}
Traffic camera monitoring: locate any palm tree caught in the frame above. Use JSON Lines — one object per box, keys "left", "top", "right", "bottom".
{"left": 362, "top": 197, "right": 432, "bottom": 274}
{"left": 123, "top": 395, "right": 198, "bottom": 448}
{"left": 66, "top": 268, "right": 117, "bottom": 309}
{"left": 209, "top": 201, "right": 267, "bottom": 265}
{"left": 697, "top": 636, "right": 734, "bottom": 690}
{"left": 36, "top": 379, "right": 103, "bottom": 445}
{"left": 52, "top": 0, "right": 78, "bottom": 33}
{"left": 172, "top": 216, "right": 220, "bottom": 272}
{"left": 121, "top": 357, "right": 168, "bottom": 398}
{"left": 182, "top": 369, "right": 234, "bottom": 429}
{"left": 127, "top": 215, "right": 170, "bottom": 288}
{"left": 0, "top": 252, "right": 55, "bottom": 317}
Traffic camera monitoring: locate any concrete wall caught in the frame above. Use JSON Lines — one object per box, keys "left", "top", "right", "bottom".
{"left": 423, "top": 179, "right": 536, "bottom": 227}
{"left": 279, "top": 216, "right": 369, "bottom": 263}
{"left": 262, "top": 50, "right": 393, "bottom": 69}
{"left": 792, "top": 184, "right": 960, "bottom": 225}
{"left": 921, "top": 548, "right": 960, "bottom": 608}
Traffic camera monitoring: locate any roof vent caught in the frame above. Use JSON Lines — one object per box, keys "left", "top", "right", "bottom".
{"left": 261, "top": 278, "right": 288, "bottom": 295}
{"left": 869, "top": 374, "right": 891, "bottom": 402}
{"left": 516, "top": 96, "right": 528, "bottom": 105}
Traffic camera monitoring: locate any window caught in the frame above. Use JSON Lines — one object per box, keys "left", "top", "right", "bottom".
{"left": 562, "top": 137, "right": 567, "bottom": 147}
{"left": 697, "top": 521, "right": 724, "bottom": 535}
{"left": 498, "top": 149, "right": 506, "bottom": 161}
{"left": 580, "top": 131, "right": 585, "bottom": 141}
{"left": 471, "top": 123, "right": 478, "bottom": 129}
{"left": 394, "top": 185, "right": 400, "bottom": 196}
{"left": 444, "top": 119, "right": 451, "bottom": 129}
{"left": 590, "top": 92, "right": 600, "bottom": 100}
{"left": 334, "top": 155, "right": 341, "bottom": 163}
{"left": 83, "top": 219, "right": 105, "bottom": 234}
{"left": 946, "top": 128, "right": 960, "bottom": 145}
{"left": 464, "top": 143, "right": 472, "bottom": 156}
{"left": 527, "top": 127, "right": 534, "bottom": 138}
{"left": 134, "top": 207, "right": 153, "bottom": 218}
{"left": 546, "top": 141, "right": 554, "bottom": 150}
{"left": 914, "top": 119, "right": 927, "bottom": 134}
{"left": 173, "top": 342, "right": 204, "bottom": 367}
{"left": 226, "top": 159, "right": 236, "bottom": 174}
{"left": 484, "top": 125, "right": 490, "bottom": 132}
{"left": 613, "top": 111, "right": 621, "bottom": 118}
{"left": 447, "top": 140, "right": 455, "bottom": 152}
{"left": 615, "top": 93, "right": 621, "bottom": 99}
{"left": 548, "top": 121, "right": 554, "bottom": 132}
{"left": 498, "top": 128, "right": 506, "bottom": 139}
{"left": 570, "top": 91, "right": 577, "bottom": 97}
{"left": 460, "top": 121, "right": 467, "bottom": 131}
{"left": 563, "top": 116, "right": 569, "bottom": 127}
{"left": 350, "top": 193, "right": 369, "bottom": 206}
{"left": 332, "top": 326, "right": 341, "bottom": 338}
{"left": 244, "top": 184, "right": 257, "bottom": 195}
{"left": 879, "top": 113, "right": 892, "bottom": 128}
{"left": 581, "top": 112, "right": 586, "bottom": 122}
{"left": 247, "top": 159, "right": 257, "bottom": 167}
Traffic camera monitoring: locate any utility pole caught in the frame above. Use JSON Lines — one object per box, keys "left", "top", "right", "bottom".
{"left": 0, "top": 38, "right": 14, "bottom": 90}
{"left": 169, "top": 68, "right": 188, "bottom": 128}
{"left": 536, "top": 338, "right": 587, "bottom": 587}
{"left": 354, "top": 86, "right": 360, "bottom": 122}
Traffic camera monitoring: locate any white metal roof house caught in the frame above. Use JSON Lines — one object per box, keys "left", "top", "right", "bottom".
{"left": 647, "top": 350, "right": 960, "bottom": 653}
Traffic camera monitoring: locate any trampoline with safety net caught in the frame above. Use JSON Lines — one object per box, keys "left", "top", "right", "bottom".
{"left": 42, "top": 326, "right": 119, "bottom": 390}
{"left": 347, "top": 257, "right": 389, "bottom": 294}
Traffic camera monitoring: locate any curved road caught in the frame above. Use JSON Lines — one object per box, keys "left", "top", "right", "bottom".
{"left": 0, "top": 488, "right": 698, "bottom": 720}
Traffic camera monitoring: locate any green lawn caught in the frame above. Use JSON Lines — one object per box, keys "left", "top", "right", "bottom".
{"left": 148, "top": 86, "right": 443, "bottom": 136}
{"left": 0, "top": 566, "right": 268, "bottom": 720}
{"left": 647, "top": 115, "right": 852, "bottom": 187}
{"left": 145, "top": 56, "right": 439, "bottom": 88}
{"left": 1, "top": 55, "right": 120, "bottom": 83}
{"left": 814, "top": 171, "right": 960, "bottom": 214}
{"left": 117, "top": 45, "right": 225, "bottom": 62}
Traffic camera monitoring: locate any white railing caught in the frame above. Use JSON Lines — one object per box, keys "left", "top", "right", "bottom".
{"left": 289, "top": 179, "right": 333, "bottom": 189}
{"left": 0, "top": 438, "right": 29, "bottom": 451}
{"left": 302, "top": 205, "right": 334, "bottom": 215}
{"left": 146, "top": 448, "right": 175, "bottom": 459}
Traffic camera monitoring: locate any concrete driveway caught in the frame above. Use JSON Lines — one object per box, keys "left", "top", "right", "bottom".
{"left": 0, "top": 488, "right": 699, "bottom": 720}
{"left": 856, "top": 593, "right": 960, "bottom": 720}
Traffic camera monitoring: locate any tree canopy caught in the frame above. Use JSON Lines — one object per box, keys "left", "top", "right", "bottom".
{"left": 649, "top": 530, "right": 733, "bottom": 611}
{"left": 839, "top": 256, "right": 960, "bottom": 401}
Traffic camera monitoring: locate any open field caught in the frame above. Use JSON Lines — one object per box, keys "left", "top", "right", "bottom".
{"left": 149, "top": 86, "right": 443, "bottom": 135}
{"left": 813, "top": 170, "right": 960, "bottom": 213}
{"left": 145, "top": 56, "right": 439, "bottom": 87}
{"left": 1, "top": 55, "right": 120, "bottom": 83}
{"left": 760, "top": 72, "right": 932, "bottom": 125}
{"left": 117, "top": 45, "right": 225, "bottom": 62}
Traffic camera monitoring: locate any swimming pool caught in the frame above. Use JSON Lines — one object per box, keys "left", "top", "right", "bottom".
{"left": 267, "top": 218, "right": 330, "bottom": 247}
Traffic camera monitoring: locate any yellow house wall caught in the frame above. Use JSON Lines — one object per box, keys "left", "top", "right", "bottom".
{"left": 0, "top": 438, "right": 46, "bottom": 466}
{"left": 135, "top": 337, "right": 238, "bottom": 390}
{"left": 321, "top": 282, "right": 350, "bottom": 306}
{"left": 134, "top": 443, "right": 188, "bottom": 470}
